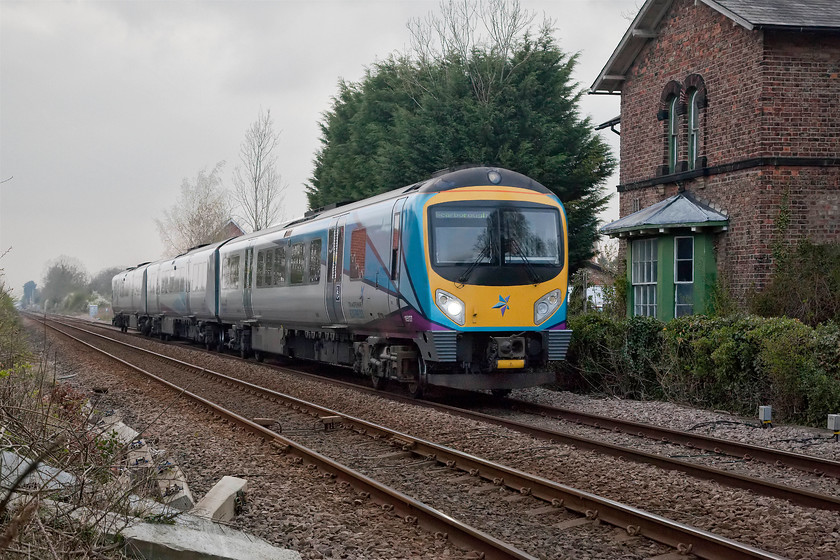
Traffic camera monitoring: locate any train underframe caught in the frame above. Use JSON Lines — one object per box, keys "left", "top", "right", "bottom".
{"left": 113, "top": 312, "right": 568, "bottom": 396}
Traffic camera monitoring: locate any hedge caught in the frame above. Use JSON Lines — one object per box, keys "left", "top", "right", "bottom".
{"left": 563, "top": 313, "right": 840, "bottom": 426}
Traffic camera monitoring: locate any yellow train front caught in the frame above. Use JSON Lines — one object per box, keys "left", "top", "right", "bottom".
{"left": 360, "top": 167, "right": 572, "bottom": 396}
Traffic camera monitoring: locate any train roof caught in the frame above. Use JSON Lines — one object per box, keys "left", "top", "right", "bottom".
{"left": 235, "top": 167, "right": 552, "bottom": 241}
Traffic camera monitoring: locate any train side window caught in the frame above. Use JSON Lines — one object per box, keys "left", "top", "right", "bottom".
{"left": 309, "top": 239, "right": 322, "bottom": 283}
{"left": 224, "top": 255, "right": 240, "bottom": 289}
{"left": 349, "top": 228, "right": 366, "bottom": 280}
{"left": 263, "top": 249, "right": 274, "bottom": 286}
{"left": 274, "top": 247, "right": 286, "bottom": 286}
{"left": 290, "top": 243, "right": 305, "bottom": 285}
{"left": 232, "top": 256, "right": 240, "bottom": 288}
{"left": 256, "top": 251, "right": 265, "bottom": 288}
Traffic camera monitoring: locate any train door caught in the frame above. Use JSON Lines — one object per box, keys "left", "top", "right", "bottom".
{"left": 325, "top": 216, "right": 346, "bottom": 324}
{"left": 213, "top": 249, "right": 221, "bottom": 319}
{"left": 388, "top": 198, "right": 406, "bottom": 322}
{"left": 243, "top": 242, "right": 255, "bottom": 319}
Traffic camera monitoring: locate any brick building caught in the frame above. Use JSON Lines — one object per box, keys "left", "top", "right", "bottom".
{"left": 592, "top": 0, "right": 840, "bottom": 320}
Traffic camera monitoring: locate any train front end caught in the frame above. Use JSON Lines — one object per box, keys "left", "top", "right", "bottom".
{"left": 404, "top": 168, "right": 572, "bottom": 393}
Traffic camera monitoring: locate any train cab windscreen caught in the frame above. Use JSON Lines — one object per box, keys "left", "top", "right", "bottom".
{"left": 429, "top": 203, "right": 564, "bottom": 286}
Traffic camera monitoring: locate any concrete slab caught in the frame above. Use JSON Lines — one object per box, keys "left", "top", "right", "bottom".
{"left": 92, "top": 412, "right": 195, "bottom": 512}
{"left": 123, "top": 519, "right": 301, "bottom": 560}
{"left": 1, "top": 450, "right": 77, "bottom": 493}
{"left": 157, "top": 463, "right": 194, "bottom": 511}
{"left": 6, "top": 494, "right": 300, "bottom": 560}
{"left": 106, "top": 422, "right": 141, "bottom": 445}
{"left": 191, "top": 476, "right": 247, "bottom": 522}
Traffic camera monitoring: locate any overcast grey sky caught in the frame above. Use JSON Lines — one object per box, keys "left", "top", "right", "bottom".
{"left": 0, "top": 0, "right": 630, "bottom": 296}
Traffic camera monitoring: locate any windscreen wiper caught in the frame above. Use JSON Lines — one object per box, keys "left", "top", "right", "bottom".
{"left": 510, "top": 239, "right": 542, "bottom": 285}
{"left": 456, "top": 243, "right": 491, "bottom": 286}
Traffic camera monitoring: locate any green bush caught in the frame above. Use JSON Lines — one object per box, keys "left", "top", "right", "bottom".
{"left": 566, "top": 313, "right": 665, "bottom": 400}
{"left": 750, "top": 240, "right": 840, "bottom": 326}
{"left": 565, "top": 313, "right": 840, "bottom": 426}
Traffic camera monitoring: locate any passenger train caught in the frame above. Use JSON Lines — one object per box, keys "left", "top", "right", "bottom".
{"left": 112, "top": 166, "right": 572, "bottom": 396}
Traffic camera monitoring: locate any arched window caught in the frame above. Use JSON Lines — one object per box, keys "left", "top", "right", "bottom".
{"left": 687, "top": 89, "right": 699, "bottom": 170}
{"left": 658, "top": 80, "right": 683, "bottom": 176}
{"left": 683, "top": 74, "right": 707, "bottom": 170}
{"left": 668, "top": 96, "right": 679, "bottom": 174}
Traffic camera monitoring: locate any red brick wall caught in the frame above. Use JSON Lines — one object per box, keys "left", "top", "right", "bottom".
{"left": 619, "top": 0, "right": 765, "bottom": 184}
{"left": 760, "top": 31, "right": 840, "bottom": 158}
{"left": 614, "top": 0, "right": 840, "bottom": 300}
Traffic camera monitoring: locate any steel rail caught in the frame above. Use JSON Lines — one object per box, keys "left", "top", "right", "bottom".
{"left": 402, "top": 397, "right": 840, "bottom": 512}
{"left": 496, "top": 396, "right": 840, "bottom": 479}
{"left": 36, "top": 316, "right": 537, "bottom": 560}
{"left": 44, "top": 317, "right": 788, "bottom": 560}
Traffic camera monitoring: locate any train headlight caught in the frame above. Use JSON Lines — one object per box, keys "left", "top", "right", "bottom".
{"left": 436, "top": 289, "right": 465, "bottom": 325}
{"left": 534, "top": 289, "right": 561, "bottom": 325}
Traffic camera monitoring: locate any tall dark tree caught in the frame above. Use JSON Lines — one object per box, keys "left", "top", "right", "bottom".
{"left": 307, "top": 2, "right": 615, "bottom": 270}
{"left": 89, "top": 266, "right": 123, "bottom": 300}
{"left": 22, "top": 280, "right": 37, "bottom": 308}
{"left": 41, "top": 256, "right": 89, "bottom": 311}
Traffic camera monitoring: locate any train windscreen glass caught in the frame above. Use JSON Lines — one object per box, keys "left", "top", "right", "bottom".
{"left": 431, "top": 209, "right": 496, "bottom": 265}
{"left": 503, "top": 209, "right": 560, "bottom": 265}
{"left": 430, "top": 205, "right": 562, "bottom": 269}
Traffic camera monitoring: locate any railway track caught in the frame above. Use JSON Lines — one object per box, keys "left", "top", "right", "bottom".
{"left": 34, "top": 314, "right": 795, "bottom": 559}
{"left": 488, "top": 396, "right": 840, "bottom": 479}
{"left": 56, "top": 315, "right": 840, "bottom": 511}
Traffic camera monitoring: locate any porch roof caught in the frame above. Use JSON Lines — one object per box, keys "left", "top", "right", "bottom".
{"left": 600, "top": 192, "right": 728, "bottom": 238}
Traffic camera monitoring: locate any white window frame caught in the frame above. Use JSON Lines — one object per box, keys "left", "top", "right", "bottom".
{"left": 674, "top": 236, "right": 694, "bottom": 317}
{"left": 668, "top": 96, "right": 679, "bottom": 173}
{"left": 687, "top": 90, "right": 699, "bottom": 170}
{"left": 632, "top": 238, "right": 658, "bottom": 317}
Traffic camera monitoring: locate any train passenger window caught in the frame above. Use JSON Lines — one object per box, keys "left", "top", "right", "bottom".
{"left": 224, "top": 256, "right": 240, "bottom": 289}
{"left": 263, "top": 250, "right": 273, "bottom": 286}
{"left": 309, "top": 239, "right": 322, "bottom": 283}
{"left": 274, "top": 247, "right": 286, "bottom": 286}
{"left": 349, "top": 228, "right": 366, "bottom": 280}
{"left": 290, "top": 243, "right": 305, "bottom": 285}
{"left": 256, "top": 251, "right": 265, "bottom": 287}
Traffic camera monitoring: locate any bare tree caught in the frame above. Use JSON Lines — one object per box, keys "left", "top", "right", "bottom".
{"left": 156, "top": 162, "right": 231, "bottom": 256}
{"left": 232, "top": 108, "right": 286, "bottom": 232}
{"left": 404, "top": 0, "right": 539, "bottom": 104}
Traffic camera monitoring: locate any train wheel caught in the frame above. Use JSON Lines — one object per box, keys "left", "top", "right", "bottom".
{"left": 254, "top": 351, "right": 264, "bottom": 363}
{"left": 491, "top": 389, "right": 511, "bottom": 399}
{"left": 406, "top": 357, "right": 426, "bottom": 398}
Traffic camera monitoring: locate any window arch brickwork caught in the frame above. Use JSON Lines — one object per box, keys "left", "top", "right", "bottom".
{"left": 655, "top": 77, "right": 709, "bottom": 176}
{"left": 657, "top": 81, "right": 684, "bottom": 176}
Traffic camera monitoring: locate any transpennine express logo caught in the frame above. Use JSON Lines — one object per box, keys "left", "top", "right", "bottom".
{"left": 492, "top": 295, "right": 511, "bottom": 316}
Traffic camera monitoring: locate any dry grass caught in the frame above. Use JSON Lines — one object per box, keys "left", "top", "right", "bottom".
{"left": 1, "top": 310, "right": 166, "bottom": 559}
